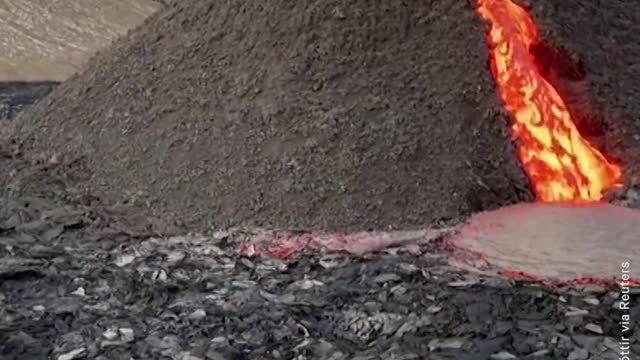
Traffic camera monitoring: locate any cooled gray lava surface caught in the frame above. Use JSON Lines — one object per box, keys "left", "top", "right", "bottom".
{"left": 450, "top": 202, "right": 640, "bottom": 281}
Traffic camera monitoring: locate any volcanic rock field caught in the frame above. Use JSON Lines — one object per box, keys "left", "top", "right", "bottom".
{"left": 0, "top": 0, "right": 638, "bottom": 359}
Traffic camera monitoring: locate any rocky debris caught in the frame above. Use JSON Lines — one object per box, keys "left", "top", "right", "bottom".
{"left": 606, "top": 185, "right": 640, "bottom": 209}
{"left": 236, "top": 228, "right": 455, "bottom": 259}
{"left": 57, "top": 348, "right": 86, "bottom": 360}
{"left": 0, "top": 187, "right": 638, "bottom": 359}
{"left": 0, "top": 81, "right": 57, "bottom": 121}
{"left": 0, "top": 1, "right": 638, "bottom": 359}
{"left": 585, "top": 324, "right": 604, "bottom": 335}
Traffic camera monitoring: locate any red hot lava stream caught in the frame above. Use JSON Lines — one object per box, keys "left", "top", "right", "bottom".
{"left": 476, "top": 0, "right": 621, "bottom": 202}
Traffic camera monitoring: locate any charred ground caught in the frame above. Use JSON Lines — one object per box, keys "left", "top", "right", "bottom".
{"left": 1, "top": 1, "right": 640, "bottom": 358}
{"left": 0, "top": 191, "right": 638, "bottom": 359}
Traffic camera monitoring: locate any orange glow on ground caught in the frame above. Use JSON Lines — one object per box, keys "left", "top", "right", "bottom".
{"left": 477, "top": 0, "right": 621, "bottom": 202}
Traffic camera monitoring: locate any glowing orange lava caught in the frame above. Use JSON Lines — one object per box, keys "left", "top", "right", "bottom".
{"left": 477, "top": 0, "right": 621, "bottom": 202}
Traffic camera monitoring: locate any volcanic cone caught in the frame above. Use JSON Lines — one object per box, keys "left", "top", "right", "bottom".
{"left": 18, "top": 0, "right": 622, "bottom": 231}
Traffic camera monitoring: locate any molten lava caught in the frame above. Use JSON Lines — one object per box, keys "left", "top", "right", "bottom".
{"left": 477, "top": 0, "right": 621, "bottom": 202}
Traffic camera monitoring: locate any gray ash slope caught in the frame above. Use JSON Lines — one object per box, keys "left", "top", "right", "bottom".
{"left": 8, "top": 0, "right": 532, "bottom": 232}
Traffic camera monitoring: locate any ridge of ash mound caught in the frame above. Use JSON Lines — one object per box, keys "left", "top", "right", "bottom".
{"left": 7, "top": 0, "right": 537, "bottom": 231}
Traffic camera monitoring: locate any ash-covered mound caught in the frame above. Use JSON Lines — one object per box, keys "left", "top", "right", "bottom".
{"left": 8, "top": 0, "right": 533, "bottom": 231}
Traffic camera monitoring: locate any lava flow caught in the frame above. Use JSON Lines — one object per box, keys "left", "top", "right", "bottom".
{"left": 477, "top": 0, "right": 621, "bottom": 202}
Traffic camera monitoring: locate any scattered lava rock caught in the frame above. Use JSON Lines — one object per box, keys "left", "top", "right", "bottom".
{"left": 0, "top": 157, "right": 637, "bottom": 360}
{"left": 1, "top": 1, "right": 639, "bottom": 359}
{"left": 0, "top": 186, "right": 638, "bottom": 359}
